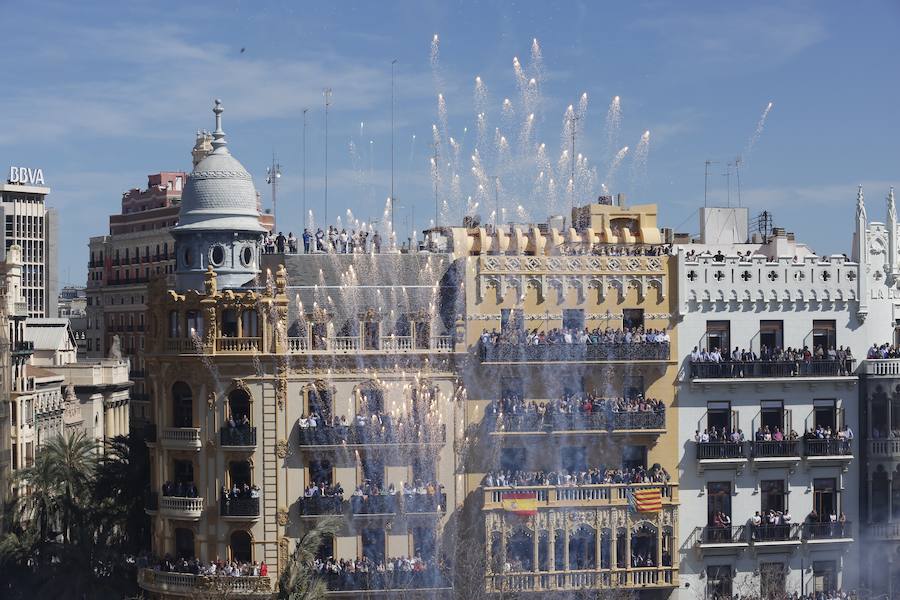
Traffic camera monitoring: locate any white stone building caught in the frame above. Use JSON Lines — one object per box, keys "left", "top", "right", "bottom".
{"left": 674, "top": 206, "right": 867, "bottom": 599}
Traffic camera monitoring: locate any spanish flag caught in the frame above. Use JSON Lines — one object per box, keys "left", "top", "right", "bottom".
{"left": 629, "top": 487, "right": 663, "bottom": 513}
{"left": 501, "top": 491, "right": 538, "bottom": 516}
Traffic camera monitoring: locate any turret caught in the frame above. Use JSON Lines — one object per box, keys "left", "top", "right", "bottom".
{"left": 855, "top": 185, "right": 868, "bottom": 322}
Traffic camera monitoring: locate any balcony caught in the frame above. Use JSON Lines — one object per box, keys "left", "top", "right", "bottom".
{"left": 804, "top": 438, "right": 853, "bottom": 467}
{"left": 802, "top": 522, "right": 852, "bottom": 544}
{"left": 299, "top": 495, "right": 344, "bottom": 516}
{"left": 869, "top": 439, "right": 900, "bottom": 458}
{"left": 867, "top": 522, "right": 900, "bottom": 540}
{"left": 297, "top": 424, "right": 446, "bottom": 448}
{"left": 137, "top": 569, "right": 271, "bottom": 598}
{"left": 689, "top": 359, "right": 854, "bottom": 380}
{"left": 480, "top": 341, "right": 671, "bottom": 364}
{"left": 696, "top": 442, "right": 747, "bottom": 472}
{"left": 216, "top": 337, "right": 261, "bottom": 353}
{"left": 220, "top": 425, "right": 257, "bottom": 448}
{"left": 483, "top": 483, "right": 678, "bottom": 511}
{"left": 488, "top": 411, "right": 665, "bottom": 435}
{"left": 220, "top": 496, "right": 260, "bottom": 520}
{"left": 861, "top": 358, "right": 900, "bottom": 376}
{"left": 323, "top": 568, "right": 450, "bottom": 594}
{"left": 159, "top": 496, "right": 204, "bottom": 520}
{"left": 165, "top": 339, "right": 198, "bottom": 354}
{"left": 347, "top": 492, "right": 447, "bottom": 517}
{"left": 749, "top": 523, "right": 801, "bottom": 548}
{"left": 750, "top": 440, "right": 802, "bottom": 469}
{"left": 287, "top": 335, "right": 455, "bottom": 355}
{"left": 690, "top": 526, "right": 748, "bottom": 551}
{"left": 159, "top": 427, "right": 202, "bottom": 450}
{"left": 486, "top": 567, "right": 677, "bottom": 594}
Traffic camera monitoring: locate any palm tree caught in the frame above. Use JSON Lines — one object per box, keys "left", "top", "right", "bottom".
{"left": 277, "top": 516, "right": 342, "bottom": 600}
{"left": 41, "top": 430, "right": 97, "bottom": 545}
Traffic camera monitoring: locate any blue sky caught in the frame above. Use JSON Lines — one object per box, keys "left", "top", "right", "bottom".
{"left": 1, "top": 0, "right": 897, "bottom": 287}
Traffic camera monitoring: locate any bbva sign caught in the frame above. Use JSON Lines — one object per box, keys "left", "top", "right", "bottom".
{"left": 8, "top": 166, "right": 45, "bottom": 186}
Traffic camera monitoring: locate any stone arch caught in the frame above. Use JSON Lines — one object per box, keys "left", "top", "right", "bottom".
{"left": 229, "top": 530, "right": 253, "bottom": 562}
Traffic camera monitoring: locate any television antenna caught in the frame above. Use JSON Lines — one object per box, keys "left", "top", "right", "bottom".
{"left": 265, "top": 154, "right": 282, "bottom": 229}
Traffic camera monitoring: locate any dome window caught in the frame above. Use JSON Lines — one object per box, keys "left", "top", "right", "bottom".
{"left": 210, "top": 244, "right": 226, "bottom": 267}
{"left": 240, "top": 245, "right": 254, "bottom": 267}
{"left": 183, "top": 247, "right": 193, "bottom": 268}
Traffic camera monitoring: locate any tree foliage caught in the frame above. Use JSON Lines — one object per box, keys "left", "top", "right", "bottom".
{"left": 276, "top": 516, "right": 342, "bottom": 600}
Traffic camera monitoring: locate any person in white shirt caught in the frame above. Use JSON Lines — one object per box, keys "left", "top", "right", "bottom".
{"left": 298, "top": 415, "right": 310, "bottom": 428}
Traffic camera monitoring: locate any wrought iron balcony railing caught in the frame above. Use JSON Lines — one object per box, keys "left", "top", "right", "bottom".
{"left": 696, "top": 442, "right": 746, "bottom": 460}
{"left": 480, "top": 342, "right": 670, "bottom": 363}
{"left": 692, "top": 525, "right": 747, "bottom": 545}
{"left": 804, "top": 439, "right": 852, "bottom": 457}
{"left": 750, "top": 440, "right": 801, "bottom": 458}
{"left": 689, "top": 359, "right": 854, "bottom": 379}
{"left": 749, "top": 523, "right": 801, "bottom": 543}
{"left": 802, "top": 521, "right": 851, "bottom": 540}
{"left": 220, "top": 496, "right": 260, "bottom": 517}
{"left": 488, "top": 411, "right": 665, "bottom": 433}
{"left": 298, "top": 424, "right": 446, "bottom": 447}
{"left": 220, "top": 425, "right": 257, "bottom": 447}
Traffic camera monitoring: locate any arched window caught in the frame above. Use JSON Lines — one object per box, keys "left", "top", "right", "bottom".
{"left": 221, "top": 309, "right": 238, "bottom": 338}
{"left": 631, "top": 523, "right": 658, "bottom": 567}
{"left": 358, "top": 383, "right": 384, "bottom": 415}
{"left": 568, "top": 525, "right": 596, "bottom": 570}
{"left": 186, "top": 310, "right": 204, "bottom": 338}
{"left": 507, "top": 528, "right": 534, "bottom": 572}
{"left": 230, "top": 531, "right": 252, "bottom": 562}
{"left": 241, "top": 311, "right": 259, "bottom": 338}
{"left": 172, "top": 382, "right": 193, "bottom": 428}
{"left": 306, "top": 384, "right": 332, "bottom": 422}
{"left": 228, "top": 389, "right": 251, "bottom": 424}
{"left": 168, "top": 311, "right": 180, "bottom": 337}
{"left": 175, "top": 528, "right": 195, "bottom": 559}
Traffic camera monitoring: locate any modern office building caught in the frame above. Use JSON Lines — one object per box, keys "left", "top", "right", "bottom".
{"left": 1, "top": 168, "right": 58, "bottom": 318}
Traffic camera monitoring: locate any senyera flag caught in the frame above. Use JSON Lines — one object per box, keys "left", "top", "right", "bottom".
{"left": 501, "top": 490, "right": 538, "bottom": 516}
{"left": 629, "top": 487, "right": 663, "bottom": 513}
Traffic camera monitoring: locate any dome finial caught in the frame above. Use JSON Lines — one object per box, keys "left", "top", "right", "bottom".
{"left": 212, "top": 99, "right": 227, "bottom": 152}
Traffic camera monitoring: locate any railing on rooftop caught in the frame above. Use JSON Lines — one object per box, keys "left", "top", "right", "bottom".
{"left": 689, "top": 359, "right": 854, "bottom": 379}
{"left": 480, "top": 342, "right": 670, "bottom": 363}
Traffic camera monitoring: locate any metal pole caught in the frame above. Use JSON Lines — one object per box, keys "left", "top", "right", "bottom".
{"left": 391, "top": 59, "right": 397, "bottom": 235}
{"left": 302, "top": 108, "right": 308, "bottom": 230}
{"left": 324, "top": 88, "right": 332, "bottom": 226}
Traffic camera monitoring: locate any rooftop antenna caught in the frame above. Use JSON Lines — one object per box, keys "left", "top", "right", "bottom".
{"left": 302, "top": 108, "right": 308, "bottom": 230}
{"left": 390, "top": 59, "right": 397, "bottom": 236}
{"left": 704, "top": 160, "right": 718, "bottom": 207}
{"left": 723, "top": 163, "right": 732, "bottom": 207}
{"left": 734, "top": 155, "right": 743, "bottom": 208}
{"left": 265, "top": 153, "right": 282, "bottom": 230}
{"left": 323, "top": 87, "right": 332, "bottom": 225}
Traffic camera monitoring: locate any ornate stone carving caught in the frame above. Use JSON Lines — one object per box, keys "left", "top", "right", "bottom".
{"left": 204, "top": 265, "right": 217, "bottom": 297}
{"left": 207, "top": 392, "right": 216, "bottom": 410}
{"left": 276, "top": 508, "right": 289, "bottom": 526}
{"left": 275, "top": 439, "right": 288, "bottom": 458}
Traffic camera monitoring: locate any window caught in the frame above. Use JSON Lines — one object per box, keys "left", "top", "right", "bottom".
{"left": 361, "top": 456, "right": 384, "bottom": 487}
{"left": 228, "top": 389, "right": 251, "bottom": 423}
{"left": 413, "top": 527, "right": 436, "bottom": 561}
{"left": 706, "top": 401, "right": 732, "bottom": 431}
{"left": 175, "top": 528, "right": 195, "bottom": 559}
{"left": 307, "top": 385, "right": 332, "bottom": 421}
{"left": 623, "top": 308, "right": 644, "bottom": 330}
{"left": 622, "top": 375, "right": 644, "bottom": 399}
{"left": 210, "top": 244, "right": 225, "bottom": 267}
{"left": 221, "top": 309, "right": 238, "bottom": 337}
{"left": 707, "top": 482, "right": 732, "bottom": 523}
{"left": 760, "top": 320, "right": 784, "bottom": 350}
{"left": 560, "top": 446, "right": 587, "bottom": 473}
{"left": 359, "top": 386, "right": 384, "bottom": 415}
{"left": 228, "top": 460, "right": 252, "bottom": 488}
{"left": 813, "top": 561, "right": 837, "bottom": 593}
{"left": 172, "top": 382, "right": 193, "bottom": 428}
{"left": 760, "top": 480, "right": 786, "bottom": 513}
{"left": 173, "top": 459, "right": 194, "bottom": 484}
{"left": 813, "top": 478, "right": 838, "bottom": 518}
{"left": 814, "top": 399, "right": 837, "bottom": 430}
{"left": 760, "top": 400, "right": 785, "bottom": 432}
{"left": 622, "top": 445, "right": 646, "bottom": 470}
{"left": 706, "top": 565, "right": 733, "bottom": 600}
{"left": 500, "top": 447, "right": 527, "bottom": 473}
{"left": 362, "top": 528, "right": 385, "bottom": 565}
{"left": 308, "top": 460, "right": 332, "bottom": 485}
{"left": 186, "top": 310, "right": 204, "bottom": 338}
{"left": 240, "top": 245, "right": 254, "bottom": 267}
{"left": 229, "top": 531, "right": 252, "bottom": 562}
{"left": 706, "top": 320, "right": 730, "bottom": 353}
{"left": 563, "top": 309, "right": 585, "bottom": 331}
{"left": 812, "top": 319, "right": 836, "bottom": 352}
{"left": 311, "top": 322, "right": 327, "bottom": 350}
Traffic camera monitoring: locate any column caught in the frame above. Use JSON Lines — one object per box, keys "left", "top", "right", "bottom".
{"left": 656, "top": 528, "right": 663, "bottom": 571}
{"left": 563, "top": 526, "right": 569, "bottom": 572}
{"left": 890, "top": 473, "right": 894, "bottom": 524}
{"left": 104, "top": 404, "right": 112, "bottom": 439}
{"left": 532, "top": 529, "right": 539, "bottom": 574}
{"left": 595, "top": 528, "right": 602, "bottom": 574}
{"left": 609, "top": 529, "right": 617, "bottom": 573}
{"left": 548, "top": 531, "right": 555, "bottom": 572}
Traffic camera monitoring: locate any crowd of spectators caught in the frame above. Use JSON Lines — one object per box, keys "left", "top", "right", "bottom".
{"left": 488, "top": 392, "right": 665, "bottom": 432}
{"left": 556, "top": 242, "right": 672, "bottom": 257}
{"left": 261, "top": 227, "right": 386, "bottom": 254}
{"left": 689, "top": 345, "right": 855, "bottom": 377}
{"left": 147, "top": 555, "right": 268, "bottom": 577}
{"left": 161, "top": 481, "right": 199, "bottom": 498}
{"left": 297, "top": 410, "right": 440, "bottom": 445}
{"left": 222, "top": 414, "right": 255, "bottom": 445}
{"left": 868, "top": 343, "right": 900, "bottom": 359}
{"left": 482, "top": 326, "right": 670, "bottom": 347}
{"left": 312, "top": 556, "right": 446, "bottom": 590}
{"left": 789, "top": 592, "right": 857, "bottom": 600}
{"left": 483, "top": 464, "right": 671, "bottom": 487}
{"left": 349, "top": 479, "right": 446, "bottom": 514}
{"left": 220, "top": 483, "right": 260, "bottom": 502}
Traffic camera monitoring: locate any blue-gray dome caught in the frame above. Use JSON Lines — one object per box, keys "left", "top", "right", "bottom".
{"left": 173, "top": 100, "right": 265, "bottom": 233}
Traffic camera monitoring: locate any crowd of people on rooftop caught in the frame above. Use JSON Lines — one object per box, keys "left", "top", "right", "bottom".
{"left": 867, "top": 343, "right": 900, "bottom": 359}
{"left": 481, "top": 327, "right": 670, "bottom": 347}
{"left": 262, "top": 228, "right": 385, "bottom": 255}
{"left": 555, "top": 242, "right": 672, "bottom": 257}
{"left": 312, "top": 556, "right": 446, "bottom": 590}
{"left": 483, "top": 464, "right": 670, "bottom": 488}
{"left": 147, "top": 555, "right": 268, "bottom": 577}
